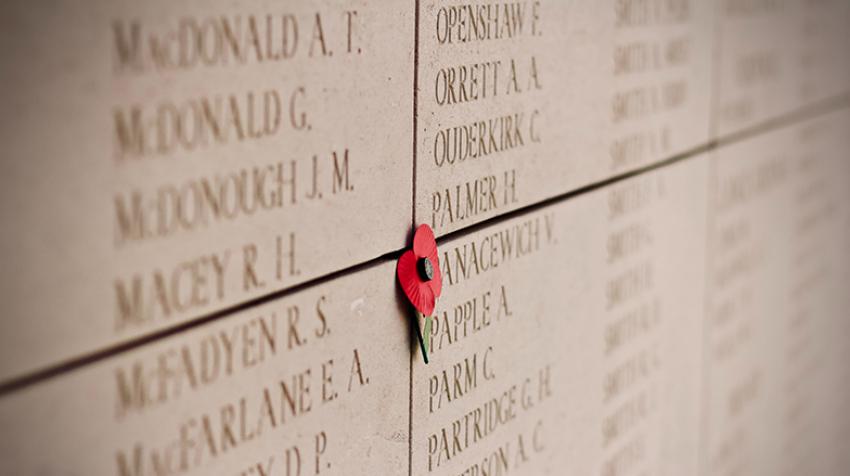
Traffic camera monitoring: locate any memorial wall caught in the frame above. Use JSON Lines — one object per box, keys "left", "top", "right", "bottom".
{"left": 0, "top": 1, "right": 848, "bottom": 475}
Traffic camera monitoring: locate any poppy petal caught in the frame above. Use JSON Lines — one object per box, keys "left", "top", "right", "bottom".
{"left": 413, "top": 224, "right": 437, "bottom": 258}
{"left": 418, "top": 283, "right": 436, "bottom": 316}
{"left": 401, "top": 275, "right": 424, "bottom": 312}
{"left": 397, "top": 250, "right": 418, "bottom": 287}
{"left": 405, "top": 280, "right": 435, "bottom": 316}
{"left": 398, "top": 250, "right": 436, "bottom": 315}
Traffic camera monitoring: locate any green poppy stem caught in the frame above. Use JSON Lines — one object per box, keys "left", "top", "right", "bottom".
{"left": 414, "top": 311, "right": 430, "bottom": 364}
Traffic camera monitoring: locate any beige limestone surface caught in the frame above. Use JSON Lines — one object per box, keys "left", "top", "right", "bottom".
{"left": 0, "top": 2, "right": 849, "bottom": 475}
{"left": 415, "top": 0, "right": 713, "bottom": 236}
{"left": 0, "top": 0, "right": 414, "bottom": 381}
{"left": 0, "top": 260, "right": 410, "bottom": 475}
{"left": 412, "top": 155, "right": 708, "bottom": 475}
{"left": 703, "top": 109, "right": 850, "bottom": 476}
{"left": 713, "top": 0, "right": 850, "bottom": 136}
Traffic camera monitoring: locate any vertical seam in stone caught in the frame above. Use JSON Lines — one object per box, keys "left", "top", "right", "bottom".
{"left": 409, "top": 1, "right": 420, "bottom": 475}
{"left": 412, "top": 0, "right": 420, "bottom": 228}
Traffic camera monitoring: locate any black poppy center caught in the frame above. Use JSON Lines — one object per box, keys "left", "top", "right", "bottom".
{"left": 417, "top": 257, "right": 434, "bottom": 281}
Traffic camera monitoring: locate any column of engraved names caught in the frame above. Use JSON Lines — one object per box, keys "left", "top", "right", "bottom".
{"left": 793, "top": 0, "right": 850, "bottom": 105}
{"left": 715, "top": 0, "right": 795, "bottom": 134}
{"left": 108, "top": 3, "right": 406, "bottom": 335}
{"left": 795, "top": 0, "right": 831, "bottom": 103}
{"left": 421, "top": 2, "right": 546, "bottom": 235}
{"left": 600, "top": 175, "right": 663, "bottom": 476}
{"left": 0, "top": 1, "right": 416, "bottom": 379}
{"left": 418, "top": 213, "right": 558, "bottom": 475}
{"left": 610, "top": 0, "right": 695, "bottom": 173}
{"left": 0, "top": 264, "right": 409, "bottom": 475}
{"left": 110, "top": 10, "right": 359, "bottom": 332}
{"left": 113, "top": 301, "right": 362, "bottom": 476}
{"left": 707, "top": 141, "right": 791, "bottom": 476}
{"left": 778, "top": 123, "right": 839, "bottom": 476}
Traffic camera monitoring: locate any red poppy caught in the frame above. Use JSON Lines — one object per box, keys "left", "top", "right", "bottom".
{"left": 397, "top": 224, "right": 442, "bottom": 316}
